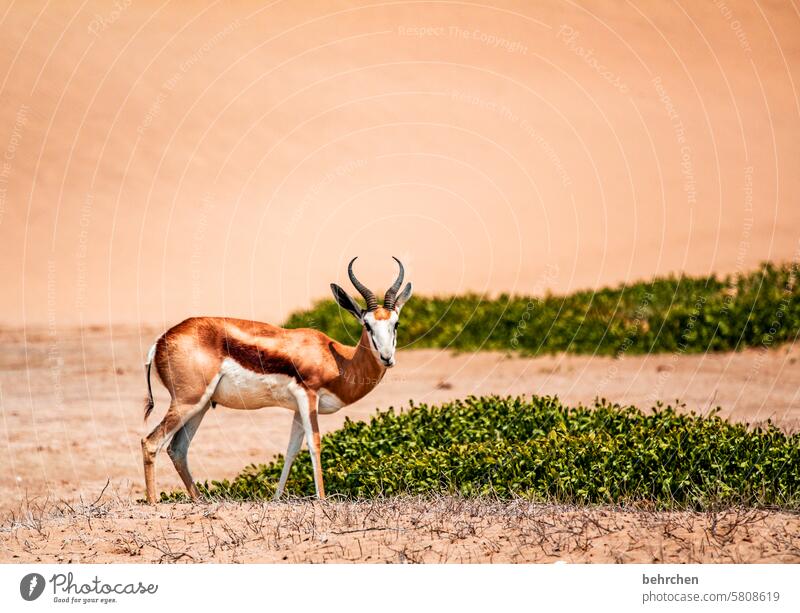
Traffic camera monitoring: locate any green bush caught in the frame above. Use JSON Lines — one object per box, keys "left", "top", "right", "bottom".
{"left": 164, "top": 396, "right": 800, "bottom": 509}
{"left": 284, "top": 262, "right": 800, "bottom": 355}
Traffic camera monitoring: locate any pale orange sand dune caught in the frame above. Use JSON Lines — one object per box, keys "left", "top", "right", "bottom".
{"left": 0, "top": 1, "right": 797, "bottom": 329}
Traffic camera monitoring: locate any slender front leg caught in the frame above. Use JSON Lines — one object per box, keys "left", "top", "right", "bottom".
{"left": 294, "top": 386, "right": 325, "bottom": 499}
{"left": 274, "top": 411, "right": 304, "bottom": 500}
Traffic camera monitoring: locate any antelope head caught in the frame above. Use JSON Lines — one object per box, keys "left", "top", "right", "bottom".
{"left": 330, "top": 257, "right": 413, "bottom": 367}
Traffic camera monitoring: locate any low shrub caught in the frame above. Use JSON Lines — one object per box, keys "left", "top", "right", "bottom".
{"left": 284, "top": 262, "right": 800, "bottom": 355}
{"left": 163, "top": 395, "right": 800, "bottom": 509}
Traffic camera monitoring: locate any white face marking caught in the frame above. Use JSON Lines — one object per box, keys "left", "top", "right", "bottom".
{"left": 362, "top": 310, "right": 399, "bottom": 367}
{"left": 214, "top": 358, "right": 297, "bottom": 410}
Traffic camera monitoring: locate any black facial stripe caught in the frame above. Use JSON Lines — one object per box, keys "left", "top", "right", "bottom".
{"left": 368, "top": 331, "right": 379, "bottom": 352}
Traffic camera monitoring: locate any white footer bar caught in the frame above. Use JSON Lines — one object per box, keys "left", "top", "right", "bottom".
{"left": 1, "top": 564, "right": 797, "bottom": 613}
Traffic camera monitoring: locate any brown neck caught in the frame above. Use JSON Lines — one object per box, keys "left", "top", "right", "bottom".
{"left": 328, "top": 327, "right": 386, "bottom": 404}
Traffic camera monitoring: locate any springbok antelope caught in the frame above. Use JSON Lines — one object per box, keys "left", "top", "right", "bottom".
{"left": 141, "top": 257, "right": 412, "bottom": 503}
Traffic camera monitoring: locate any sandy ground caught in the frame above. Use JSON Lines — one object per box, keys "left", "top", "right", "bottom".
{"left": 0, "top": 326, "right": 798, "bottom": 563}
{"left": 2, "top": 497, "right": 798, "bottom": 564}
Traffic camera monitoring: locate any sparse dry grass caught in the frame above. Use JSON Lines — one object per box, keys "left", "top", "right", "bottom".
{"left": 1, "top": 492, "right": 798, "bottom": 563}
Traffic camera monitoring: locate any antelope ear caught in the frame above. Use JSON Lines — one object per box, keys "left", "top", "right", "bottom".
{"left": 394, "top": 282, "right": 413, "bottom": 312}
{"left": 330, "top": 283, "right": 363, "bottom": 321}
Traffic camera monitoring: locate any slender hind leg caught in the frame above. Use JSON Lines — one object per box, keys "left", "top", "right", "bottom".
{"left": 274, "top": 411, "right": 304, "bottom": 500}
{"left": 141, "top": 373, "right": 221, "bottom": 504}
{"left": 167, "top": 407, "right": 210, "bottom": 500}
{"left": 142, "top": 402, "right": 204, "bottom": 503}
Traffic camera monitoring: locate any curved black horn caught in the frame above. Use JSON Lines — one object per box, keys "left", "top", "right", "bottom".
{"left": 348, "top": 257, "right": 378, "bottom": 311}
{"left": 383, "top": 256, "right": 405, "bottom": 310}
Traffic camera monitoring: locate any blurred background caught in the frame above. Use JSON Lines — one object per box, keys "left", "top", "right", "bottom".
{"left": 0, "top": 0, "right": 798, "bottom": 328}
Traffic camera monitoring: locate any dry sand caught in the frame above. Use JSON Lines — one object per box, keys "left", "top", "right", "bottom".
{"left": 3, "top": 497, "right": 798, "bottom": 564}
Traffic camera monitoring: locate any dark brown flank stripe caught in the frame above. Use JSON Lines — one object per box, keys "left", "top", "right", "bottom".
{"left": 223, "top": 336, "right": 304, "bottom": 382}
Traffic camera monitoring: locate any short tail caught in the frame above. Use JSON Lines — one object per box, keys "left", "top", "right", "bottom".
{"left": 144, "top": 343, "right": 157, "bottom": 421}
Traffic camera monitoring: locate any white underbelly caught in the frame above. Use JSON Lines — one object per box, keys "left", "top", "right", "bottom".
{"left": 213, "top": 358, "right": 297, "bottom": 410}
{"left": 318, "top": 388, "right": 345, "bottom": 414}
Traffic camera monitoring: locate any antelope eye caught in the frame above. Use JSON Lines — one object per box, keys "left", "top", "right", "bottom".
{"left": 364, "top": 322, "right": 372, "bottom": 333}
